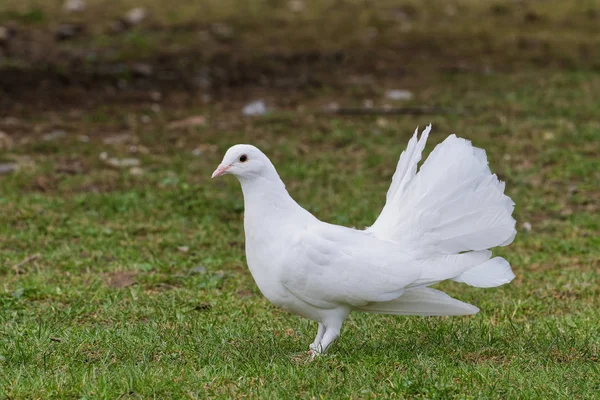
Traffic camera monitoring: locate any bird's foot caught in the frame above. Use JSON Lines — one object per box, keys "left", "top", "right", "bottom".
{"left": 308, "top": 343, "right": 324, "bottom": 360}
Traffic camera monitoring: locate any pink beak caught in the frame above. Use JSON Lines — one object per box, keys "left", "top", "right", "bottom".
{"left": 211, "top": 164, "right": 231, "bottom": 178}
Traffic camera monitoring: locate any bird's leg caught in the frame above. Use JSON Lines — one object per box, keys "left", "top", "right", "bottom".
{"left": 313, "top": 319, "right": 342, "bottom": 355}
{"left": 308, "top": 323, "right": 325, "bottom": 354}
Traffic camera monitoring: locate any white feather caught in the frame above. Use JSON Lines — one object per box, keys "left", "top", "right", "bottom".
{"left": 453, "top": 257, "right": 515, "bottom": 288}
{"left": 358, "top": 287, "right": 479, "bottom": 316}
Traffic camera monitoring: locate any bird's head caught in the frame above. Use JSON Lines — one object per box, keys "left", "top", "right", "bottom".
{"left": 212, "top": 144, "right": 272, "bottom": 180}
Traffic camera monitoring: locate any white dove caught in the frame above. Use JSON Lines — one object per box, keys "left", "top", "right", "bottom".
{"left": 212, "top": 125, "right": 516, "bottom": 355}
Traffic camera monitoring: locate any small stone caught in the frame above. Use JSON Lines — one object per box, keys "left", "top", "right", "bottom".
{"left": 2, "top": 117, "right": 20, "bottom": 126}
{"left": 140, "top": 115, "right": 151, "bottom": 124}
{"left": 211, "top": 23, "right": 233, "bottom": 39}
{"left": 363, "top": 99, "right": 374, "bottom": 109}
{"left": 386, "top": 89, "right": 413, "bottom": 101}
{"left": 109, "top": 20, "right": 128, "bottom": 33}
{"left": 444, "top": 4, "right": 457, "bottom": 16}
{"left": 178, "top": 246, "right": 189, "bottom": 253}
{"left": 150, "top": 91, "right": 162, "bottom": 101}
{"left": 542, "top": 131, "right": 555, "bottom": 141}
{"left": 192, "top": 67, "right": 211, "bottom": 89}
{"left": 376, "top": 117, "right": 389, "bottom": 128}
{"left": 131, "top": 63, "right": 153, "bottom": 77}
{"left": 103, "top": 134, "right": 136, "bottom": 145}
{"left": 0, "top": 26, "right": 9, "bottom": 44}
{"left": 522, "top": 222, "right": 532, "bottom": 232}
{"left": 124, "top": 8, "right": 146, "bottom": 26}
{"left": 56, "top": 24, "right": 84, "bottom": 41}
{"left": 324, "top": 102, "right": 340, "bottom": 111}
{"left": 128, "top": 144, "right": 149, "bottom": 154}
{"left": 567, "top": 184, "right": 578, "bottom": 196}
{"left": 288, "top": 0, "right": 305, "bottom": 12}
{"left": 242, "top": 100, "right": 267, "bottom": 116}
{"left": 0, "top": 131, "right": 14, "bottom": 150}
{"left": 483, "top": 65, "right": 494, "bottom": 75}
{"left": 399, "top": 20, "right": 413, "bottom": 32}
{"left": 0, "top": 163, "right": 17, "bottom": 175}
{"left": 129, "top": 166, "right": 144, "bottom": 176}
{"left": 42, "top": 130, "right": 67, "bottom": 141}
{"left": 63, "top": 0, "right": 85, "bottom": 13}
{"left": 78, "top": 135, "right": 90, "bottom": 143}
{"left": 560, "top": 208, "right": 573, "bottom": 217}
{"left": 106, "top": 158, "right": 139, "bottom": 168}
{"left": 191, "top": 144, "right": 217, "bottom": 156}
{"left": 151, "top": 104, "right": 161, "bottom": 113}
{"left": 190, "top": 265, "right": 207, "bottom": 275}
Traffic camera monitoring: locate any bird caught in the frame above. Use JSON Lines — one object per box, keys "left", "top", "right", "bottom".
{"left": 212, "top": 125, "right": 516, "bottom": 356}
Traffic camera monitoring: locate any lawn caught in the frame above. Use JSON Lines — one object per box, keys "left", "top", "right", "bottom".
{"left": 0, "top": 0, "right": 599, "bottom": 399}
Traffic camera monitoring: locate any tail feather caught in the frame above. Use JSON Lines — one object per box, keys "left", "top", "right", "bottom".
{"left": 357, "top": 287, "right": 479, "bottom": 316}
{"left": 452, "top": 257, "right": 515, "bottom": 288}
{"left": 410, "top": 250, "right": 493, "bottom": 287}
{"left": 366, "top": 125, "right": 516, "bottom": 290}
{"left": 384, "top": 125, "right": 430, "bottom": 206}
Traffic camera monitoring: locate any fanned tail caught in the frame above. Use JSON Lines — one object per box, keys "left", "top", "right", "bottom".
{"left": 366, "top": 125, "right": 516, "bottom": 289}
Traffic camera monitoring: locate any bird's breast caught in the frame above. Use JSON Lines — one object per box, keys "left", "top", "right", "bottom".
{"left": 243, "top": 221, "right": 290, "bottom": 304}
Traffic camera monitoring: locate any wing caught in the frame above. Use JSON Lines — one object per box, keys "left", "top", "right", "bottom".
{"left": 280, "top": 223, "right": 423, "bottom": 310}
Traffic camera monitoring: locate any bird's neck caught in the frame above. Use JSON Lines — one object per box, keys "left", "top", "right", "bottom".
{"left": 239, "top": 172, "right": 296, "bottom": 211}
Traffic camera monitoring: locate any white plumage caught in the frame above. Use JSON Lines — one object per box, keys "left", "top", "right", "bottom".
{"left": 212, "top": 125, "right": 516, "bottom": 355}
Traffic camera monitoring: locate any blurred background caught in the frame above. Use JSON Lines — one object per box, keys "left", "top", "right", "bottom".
{"left": 0, "top": 1, "right": 598, "bottom": 397}
{"left": 1, "top": 0, "right": 600, "bottom": 110}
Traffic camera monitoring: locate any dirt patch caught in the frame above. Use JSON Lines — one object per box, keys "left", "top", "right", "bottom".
{"left": 1, "top": 2, "right": 599, "bottom": 113}
{"left": 462, "top": 351, "right": 513, "bottom": 366}
{"left": 105, "top": 271, "right": 137, "bottom": 288}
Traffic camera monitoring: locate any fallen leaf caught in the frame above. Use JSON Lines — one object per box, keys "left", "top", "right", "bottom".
{"left": 106, "top": 271, "right": 137, "bottom": 288}
{"left": 236, "top": 289, "right": 254, "bottom": 298}
{"left": 168, "top": 116, "right": 206, "bottom": 130}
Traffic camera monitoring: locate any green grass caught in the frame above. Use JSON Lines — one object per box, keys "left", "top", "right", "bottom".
{"left": 1, "top": 1, "right": 600, "bottom": 399}
{"left": 1, "top": 69, "right": 598, "bottom": 398}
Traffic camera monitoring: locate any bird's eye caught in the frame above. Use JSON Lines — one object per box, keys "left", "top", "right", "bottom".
{"left": 239, "top": 154, "right": 248, "bottom": 163}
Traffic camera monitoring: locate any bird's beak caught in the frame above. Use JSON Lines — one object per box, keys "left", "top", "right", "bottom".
{"left": 211, "top": 163, "right": 231, "bottom": 178}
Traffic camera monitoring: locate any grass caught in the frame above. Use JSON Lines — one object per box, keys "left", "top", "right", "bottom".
{"left": 1, "top": 1, "right": 600, "bottom": 399}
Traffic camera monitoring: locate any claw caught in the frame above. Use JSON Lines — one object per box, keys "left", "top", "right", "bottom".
{"left": 308, "top": 342, "right": 324, "bottom": 359}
